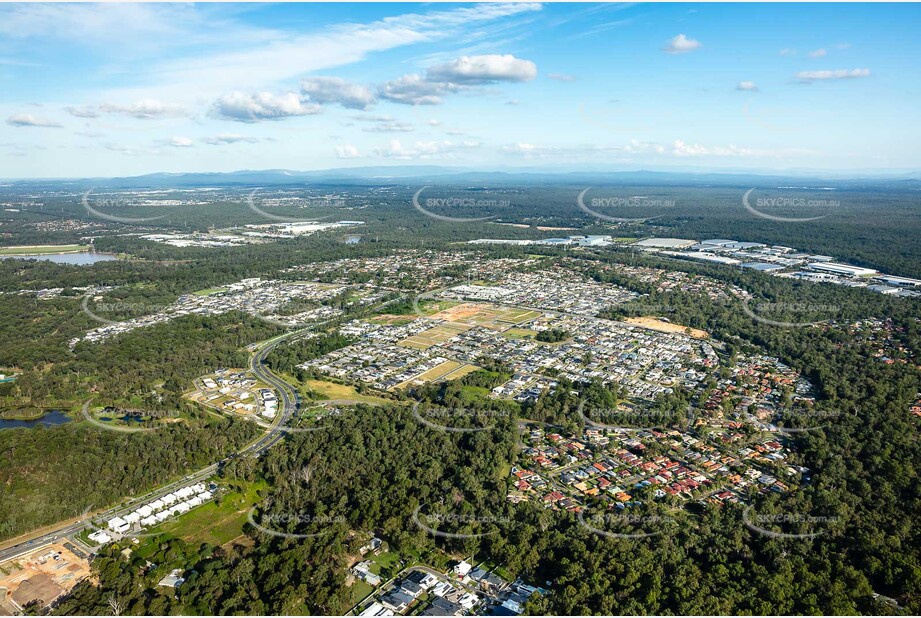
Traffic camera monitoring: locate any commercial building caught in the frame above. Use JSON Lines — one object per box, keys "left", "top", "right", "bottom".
{"left": 807, "top": 262, "right": 878, "bottom": 278}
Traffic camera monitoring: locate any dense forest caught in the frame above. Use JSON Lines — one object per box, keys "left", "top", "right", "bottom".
{"left": 1, "top": 179, "right": 920, "bottom": 615}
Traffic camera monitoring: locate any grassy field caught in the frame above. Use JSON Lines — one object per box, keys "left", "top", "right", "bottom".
{"left": 502, "top": 328, "right": 538, "bottom": 339}
{"left": 300, "top": 378, "right": 391, "bottom": 405}
{"left": 347, "top": 580, "right": 374, "bottom": 608}
{"left": 0, "top": 244, "right": 89, "bottom": 255}
{"left": 146, "top": 480, "right": 266, "bottom": 547}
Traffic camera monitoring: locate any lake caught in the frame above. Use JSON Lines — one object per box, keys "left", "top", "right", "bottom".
{"left": 0, "top": 409, "right": 72, "bottom": 430}
{"left": 1, "top": 252, "right": 117, "bottom": 265}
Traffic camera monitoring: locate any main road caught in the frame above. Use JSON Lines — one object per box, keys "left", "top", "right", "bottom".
{"left": 0, "top": 328, "right": 309, "bottom": 563}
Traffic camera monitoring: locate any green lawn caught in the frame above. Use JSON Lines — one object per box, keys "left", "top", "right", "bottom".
{"left": 145, "top": 480, "right": 265, "bottom": 547}
{"left": 347, "top": 580, "right": 374, "bottom": 608}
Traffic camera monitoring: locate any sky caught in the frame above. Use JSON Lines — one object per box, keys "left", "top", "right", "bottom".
{"left": 0, "top": 2, "right": 919, "bottom": 178}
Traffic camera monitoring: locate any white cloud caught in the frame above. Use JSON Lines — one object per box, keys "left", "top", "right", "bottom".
{"left": 808, "top": 48, "right": 827, "bottom": 58}
{"left": 64, "top": 106, "right": 99, "bottom": 118}
{"left": 374, "top": 138, "right": 479, "bottom": 159}
{"left": 426, "top": 54, "right": 537, "bottom": 84}
{"left": 779, "top": 48, "right": 797, "bottom": 57}
{"left": 92, "top": 3, "right": 543, "bottom": 104}
{"left": 795, "top": 68, "right": 871, "bottom": 83}
{"left": 664, "top": 34, "right": 701, "bottom": 54}
{"left": 672, "top": 139, "right": 753, "bottom": 157}
{"left": 212, "top": 92, "right": 320, "bottom": 122}
{"left": 362, "top": 121, "right": 414, "bottom": 133}
{"left": 335, "top": 144, "right": 361, "bottom": 159}
{"left": 379, "top": 53, "right": 537, "bottom": 106}
{"left": 169, "top": 136, "right": 193, "bottom": 147}
{"left": 6, "top": 113, "right": 62, "bottom": 128}
{"left": 378, "top": 74, "right": 456, "bottom": 105}
{"left": 736, "top": 81, "right": 758, "bottom": 92}
{"left": 97, "top": 99, "right": 187, "bottom": 119}
{"left": 301, "top": 77, "right": 377, "bottom": 110}
{"left": 202, "top": 133, "right": 260, "bottom": 145}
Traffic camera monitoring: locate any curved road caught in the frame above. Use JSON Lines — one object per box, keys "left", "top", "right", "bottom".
{"left": 0, "top": 328, "right": 307, "bottom": 563}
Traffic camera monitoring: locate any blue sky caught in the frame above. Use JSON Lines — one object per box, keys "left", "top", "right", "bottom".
{"left": 0, "top": 2, "right": 918, "bottom": 178}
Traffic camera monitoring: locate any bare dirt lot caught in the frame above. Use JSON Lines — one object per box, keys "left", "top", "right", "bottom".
{"left": 624, "top": 317, "right": 710, "bottom": 339}
{"left": 0, "top": 543, "right": 91, "bottom": 611}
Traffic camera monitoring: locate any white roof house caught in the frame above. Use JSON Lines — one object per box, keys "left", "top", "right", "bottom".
{"left": 123, "top": 512, "right": 141, "bottom": 524}
{"left": 454, "top": 561, "right": 473, "bottom": 577}
{"left": 107, "top": 517, "right": 129, "bottom": 532}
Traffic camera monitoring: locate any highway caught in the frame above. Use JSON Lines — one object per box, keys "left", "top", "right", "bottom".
{"left": 0, "top": 328, "right": 308, "bottom": 564}
{"left": 0, "top": 294, "right": 406, "bottom": 564}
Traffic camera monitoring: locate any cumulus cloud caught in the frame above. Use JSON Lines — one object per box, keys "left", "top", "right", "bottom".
{"left": 664, "top": 34, "right": 701, "bottom": 54}
{"left": 169, "top": 136, "right": 193, "bottom": 147}
{"left": 212, "top": 91, "right": 320, "bottom": 122}
{"left": 379, "top": 54, "right": 537, "bottom": 105}
{"left": 335, "top": 144, "right": 361, "bottom": 159}
{"left": 374, "top": 138, "right": 479, "bottom": 159}
{"left": 202, "top": 133, "right": 260, "bottom": 145}
{"left": 301, "top": 77, "right": 376, "bottom": 110}
{"left": 97, "top": 99, "right": 186, "bottom": 119}
{"left": 795, "top": 68, "right": 871, "bottom": 83}
{"left": 426, "top": 54, "right": 537, "bottom": 84}
{"left": 736, "top": 81, "right": 759, "bottom": 92}
{"left": 6, "top": 113, "right": 62, "bottom": 128}
{"left": 378, "top": 74, "right": 456, "bottom": 105}
{"left": 808, "top": 48, "right": 827, "bottom": 58}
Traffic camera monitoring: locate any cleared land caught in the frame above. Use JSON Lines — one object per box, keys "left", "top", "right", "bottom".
{"left": 624, "top": 317, "right": 709, "bottom": 339}
{"left": 0, "top": 245, "right": 89, "bottom": 256}
{"left": 398, "top": 322, "right": 472, "bottom": 350}
{"left": 300, "top": 378, "right": 391, "bottom": 405}
{"left": 0, "top": 543, "right": 90, "bottom": 612}
{"left": 430, "top": 303, "right": 542, "bottom": 328}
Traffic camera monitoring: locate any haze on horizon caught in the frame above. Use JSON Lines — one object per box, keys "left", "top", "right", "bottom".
{"left": 1, "top": 2, "right": 918, "bottom": 178}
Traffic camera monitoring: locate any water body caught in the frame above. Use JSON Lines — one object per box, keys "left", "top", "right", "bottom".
{"left": 0, "top": 409, "right": 72, "bottom": 430}
{"left": 1, "top": 252, "right": 117, "bottom": 265}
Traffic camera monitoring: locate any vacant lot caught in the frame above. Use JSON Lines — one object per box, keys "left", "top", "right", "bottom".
{"left": 398, "top": 322, "right": 472, "bottom": 350}
{"left": 624, "top": 317, "right": 709, "bottom": 339}
{"left": 431, "top": 303, "right": 542, "bottom": 328}
{"left": 0, "top": 245, "right": 88, "bottom": 256}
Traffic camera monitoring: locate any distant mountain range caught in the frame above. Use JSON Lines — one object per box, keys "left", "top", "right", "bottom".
{"left": 5, "top": 165, "right": 920, "bottom": 189}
